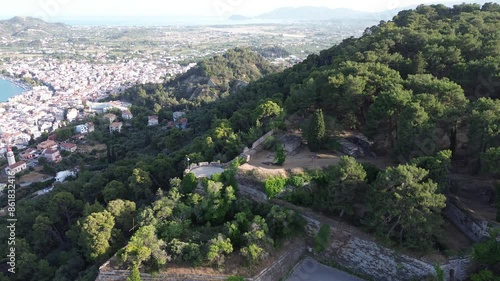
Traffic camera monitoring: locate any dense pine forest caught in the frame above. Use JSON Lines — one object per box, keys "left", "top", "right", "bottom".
{"left": 2, "top": 3, "right": 500, "bottom": 281}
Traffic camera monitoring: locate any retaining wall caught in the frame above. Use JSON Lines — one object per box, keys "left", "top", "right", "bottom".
{"left": 236, "top": 178, "right": 472, "bottom": 281}
{"left": 96, "top": 243, "right": 305, "bottom": 281}
{"left": 251, "top": 129, "right": 275, "bottom": 149}
{"left": 444, "top": 195, "right": 491, "bottom": 242}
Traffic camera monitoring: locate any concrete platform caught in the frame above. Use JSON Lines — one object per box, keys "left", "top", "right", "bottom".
{"left": 286, "top": 258, "right": 365, "bottom": 281}
{"left": 190, "top": 166, "right": 224, "bottom": 178}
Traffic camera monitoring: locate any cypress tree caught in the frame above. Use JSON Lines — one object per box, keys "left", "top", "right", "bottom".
{"left": 495, "top": 181, "right": 500, "bottom": 222}
{"left": 307, "top": 109, "right": 326, "bottom": 152}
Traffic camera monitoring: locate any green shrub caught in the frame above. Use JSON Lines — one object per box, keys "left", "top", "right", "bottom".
{"left": 284, "top": 188, "right": 314, "bottom": 207}
{"left": 314, "top": 224, "right": 331, "bottom": 253}
{"left": 211, "top": 172, "right": 224, "bottom": 183}
{"left": 263, "top": 136, "right": 277, "bottom": 150}
{"left": 434, "top": 264, "right": 444, "bottom": 281}
{"left": 264, "top": 176, "right": 287, "bottom": 198}
{"left": 182, "top": 173, "right": 198, "bottom": 193}
{"left": 274, "top": 144, "right": 286, "bottom": 166}
{"left": 232, "top": 156, "right": 247, "bottom": 167}
{"left": 472, "top": 231, "right": 500, "bottom": 266}
{"left": 471, "top": 269, "right": 500, "bottom": 281}
{"left": 127, "top": 266, "right": 142, "bottom": 281}
{"left": 288, "top": 175, "right": 310, "bottom": 188}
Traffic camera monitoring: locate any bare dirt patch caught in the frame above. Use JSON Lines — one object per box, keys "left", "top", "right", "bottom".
{"left": 241, "top": 146, "right": 394, "bottom": 180}
{"left": 19, "top": 171, "right": 49, "bottom": 183}
{"left": 79, "top": 143, "right": 107, "bottom": 153}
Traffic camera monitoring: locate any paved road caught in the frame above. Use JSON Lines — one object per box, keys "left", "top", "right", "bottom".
{"left": 190, "top": 166, "right": 224, "bottom": 178}
{"left": 286, "top": 258, "right": 365, "bottom": 281}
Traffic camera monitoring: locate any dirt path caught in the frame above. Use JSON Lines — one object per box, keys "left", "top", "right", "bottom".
{"left": 241, "top": 148, "right": 394, "bottom": 178}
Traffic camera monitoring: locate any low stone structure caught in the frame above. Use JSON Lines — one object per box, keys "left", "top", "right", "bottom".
{"left": 279, "top": 134, "right": 302, "bottom": 154}
{"left": 95, "top": 242, "right": 306, "bottom": 281}
{"left": 252, "top": 129, "right": 275, "bottom": 150}
{"left": 235, "top": 178, "right": 472, "bottom": 281}
{"left": 444, "top": 195, "right": 492, "bottom": 242}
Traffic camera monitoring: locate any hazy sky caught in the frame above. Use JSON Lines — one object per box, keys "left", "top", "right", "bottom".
{"left": 0, "top": 0, "right": 489, "bottom": 19}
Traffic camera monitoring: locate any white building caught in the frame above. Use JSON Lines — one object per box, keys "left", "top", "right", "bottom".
{"left": 5, "top": 161, "right": 27, "bottom": 175}
{"left": 56, "top": 170, "right": 76, "bottom": 182}
{"left": 109, "top": 122, "right": 123, "bottom": 133}
{"left": 75, "top": 124, "right": 88, "bottom": 134}
{"left": 66, "top": 108, "right": 78, "bottom": 122}
{"left": 6, "top": 148, "right": 15, "bottom": 166}
{"left": 148, "top": 116, "right": 159, "bottom": 127}
{"left": 122, "top": 110, "right": 133, "bottom": 120}
{"left": 173, "top": 111, "right": 186, "bottom": 122}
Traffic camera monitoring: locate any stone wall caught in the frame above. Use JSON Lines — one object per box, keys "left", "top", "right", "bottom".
{"left": 95, "top": 241, "right": 305, "bottom": 281}
{"left": 313, "top": 220, "right": 470, "bottom": 281}
{"left": 251, "top": 241, "right": 306, "bottom": 281}
{"left": 235, "top": 180, "right": 472, "bottom": 281}
{"left": 444, "top": 195, "right": 490, "bottom": 242}
{"left": 96, "top": 271, "right": 228, "bottom": 281}
{"left": 251, "top": 129, "right": 275, "bottom": 149}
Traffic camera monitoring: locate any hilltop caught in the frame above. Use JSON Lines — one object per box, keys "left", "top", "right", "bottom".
{"left": 0, "top": 16, "right": 68, "bottom": 38}
{"left": 119, "top": 47, "right": 281, "bottom": 106}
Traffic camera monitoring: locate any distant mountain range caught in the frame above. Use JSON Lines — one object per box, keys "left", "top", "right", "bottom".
{"left": 230, "top": 6, "right": 394, "bottom": 21}
{"left": 230, "top": 2, "right": 491, "bottom": 21}
{"left": 0, "top": 16, "right": 68, "bottom": 38}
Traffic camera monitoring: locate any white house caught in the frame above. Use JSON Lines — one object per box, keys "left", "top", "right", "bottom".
{"left": 103, "top": 113, "right": 117, "bottom": 123}
{"left": 56, "top": 170, "right": 76, "bottom": 183}
{"left": 60, "top": 143, "right": 77, "bottom": 153}
{"left": 148, "top": 116, "right": 159, "bottom": 127}
{"left": 173, "top": 111, "right": 186, "bottom": 122}
{"left": 122, "top": 110, "right": 133, "bottom": 120}
{"left": 75, "top": 124, "right": 88, "bottom": 134}
{"left": 109, "top": 122, "right": 123, "bottom": 133}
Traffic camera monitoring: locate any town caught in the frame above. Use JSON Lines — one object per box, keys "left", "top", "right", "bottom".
{"left": 0, "top": 57, "right": 195, "bottom": 148}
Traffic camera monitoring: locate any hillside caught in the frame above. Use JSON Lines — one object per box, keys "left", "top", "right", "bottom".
{"left": 3, "top": 4, "right": 500, "bottom": 281}
{"left": 217, "top": 3, "right": 500, "bottom": 161}
{"left": 0, "top": 16, "right": 69, "bottom": 38}
{"left": 119, "top": 48, "right": 281, "bottom": 106}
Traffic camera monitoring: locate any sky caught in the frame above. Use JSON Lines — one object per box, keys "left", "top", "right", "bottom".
{"left": 0, "top": 0, "right": 490, "bottom": 20}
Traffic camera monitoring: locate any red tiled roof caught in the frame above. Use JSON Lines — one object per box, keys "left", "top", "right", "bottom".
{"left": 60, "top": 143, "right": 77, "bottom": 149}
{"left": 45, "top": 149, "right": 59, "bottom": 154}
{"left": 8, "top": 161, "right": 26, "bottom": 169}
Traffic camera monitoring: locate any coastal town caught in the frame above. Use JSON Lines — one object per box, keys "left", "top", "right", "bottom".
{"left": 0, "top": 57, "right": 195, "bottom": 150}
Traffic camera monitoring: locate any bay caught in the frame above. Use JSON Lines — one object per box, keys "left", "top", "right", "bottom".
{"left": 0, "top": 79, "right": 25, "bottom": 102}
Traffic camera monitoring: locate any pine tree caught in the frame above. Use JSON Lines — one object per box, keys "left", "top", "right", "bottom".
{"left": 307, "top": 109, "right": 326, "bottom": 152}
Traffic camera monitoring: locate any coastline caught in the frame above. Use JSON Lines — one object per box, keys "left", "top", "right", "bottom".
{"left": 0, "top": 75, "right": 33, "bottom": 92}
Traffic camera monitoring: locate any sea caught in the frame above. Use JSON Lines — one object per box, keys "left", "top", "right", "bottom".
{"left": 54, "top": 16, "right": 285, "bottom": 26}
{"left": 0, "top": 79, "right": 25, "bottom": 102}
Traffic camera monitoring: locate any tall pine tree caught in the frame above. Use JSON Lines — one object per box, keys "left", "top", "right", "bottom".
{"left": 307, "top": 109, "right": 326, "bottom": 152}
